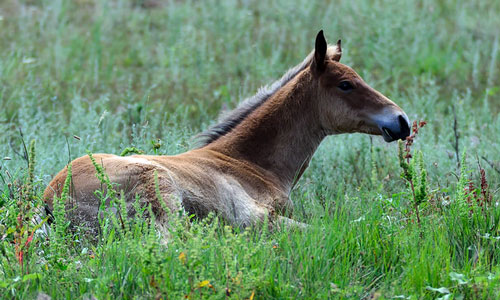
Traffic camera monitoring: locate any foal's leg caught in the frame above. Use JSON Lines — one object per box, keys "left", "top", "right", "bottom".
{"left": 276, "top": 216, "right": 309, "bottom": 231}
{"left": 242, "top": 204, "right": 308, "bottom": 231}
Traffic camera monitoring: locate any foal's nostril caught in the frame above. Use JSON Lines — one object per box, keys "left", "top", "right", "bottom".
{"left": 398, "top": 114, "right": 411, "bottom": 139}
{"left": 398, "top": 115, "right": 408, "bottom": 128}
{"left": 377, "top": 112, "right": 411, "bottom": 142}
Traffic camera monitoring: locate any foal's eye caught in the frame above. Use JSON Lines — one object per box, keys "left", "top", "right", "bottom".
{"left": 338, "top": 81, "right": 354, "bottom": 91}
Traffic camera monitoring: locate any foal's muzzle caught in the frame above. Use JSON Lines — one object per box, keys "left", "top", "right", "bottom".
{"left": 379, "top": 113, "right": 411, "bottom": 142}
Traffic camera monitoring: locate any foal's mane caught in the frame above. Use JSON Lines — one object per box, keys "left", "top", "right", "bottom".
{"left": 195, "top": 50, "right": 318, "bottom": 148}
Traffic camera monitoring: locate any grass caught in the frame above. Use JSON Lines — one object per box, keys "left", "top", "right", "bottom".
{"left": 1, "top": 0, "right": 499, "bottom": 298}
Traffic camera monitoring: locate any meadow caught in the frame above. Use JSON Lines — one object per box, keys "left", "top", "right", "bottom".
{"left": 0, "top": 0, "right": 499, "bottom": 298}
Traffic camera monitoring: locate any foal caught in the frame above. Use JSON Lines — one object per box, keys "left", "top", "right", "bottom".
{"left": 43, "top": 31, "right": 410, "bottom": 232}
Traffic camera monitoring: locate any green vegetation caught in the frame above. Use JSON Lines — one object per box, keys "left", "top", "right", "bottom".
{"left": 1, "top": 0, "right": 499, "bottom": 298}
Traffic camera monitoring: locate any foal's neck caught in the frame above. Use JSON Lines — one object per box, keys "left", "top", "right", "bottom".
{"left": 208, "top": 71, "right": 326, "bottom": 193}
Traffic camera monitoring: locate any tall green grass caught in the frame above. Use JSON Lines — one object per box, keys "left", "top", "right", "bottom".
{"left": 0, "top": 0, "right": 499, "bottom": 298}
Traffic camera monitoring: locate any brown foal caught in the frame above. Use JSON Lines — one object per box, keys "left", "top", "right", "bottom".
{"left": 43, "top": 30, "right": 410, "bottom": 233}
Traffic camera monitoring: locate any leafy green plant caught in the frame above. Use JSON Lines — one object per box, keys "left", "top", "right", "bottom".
{"left": 120, "top": 147, "right": 144, "bottom": 156}
{"left": 398, "top": 120, "right": 428, "bottom": 225}
{"left": 13, "top": 140, "right": 38, "bottom": 275}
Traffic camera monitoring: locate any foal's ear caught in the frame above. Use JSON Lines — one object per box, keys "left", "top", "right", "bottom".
{"left": 312, "top": 30, "right": 327, "bottom": 73}
{"left": 332, "top": 39, "right": 342, "bottom": 62}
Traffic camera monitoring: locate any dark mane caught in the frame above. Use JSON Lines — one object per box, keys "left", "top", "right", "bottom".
{"left": 194, "top": 51, "right": 315, "bottom": 148}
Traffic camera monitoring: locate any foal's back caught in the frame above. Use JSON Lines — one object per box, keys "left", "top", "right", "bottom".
{"left": 43, "top": 149, "right": 286, "bottom": 230}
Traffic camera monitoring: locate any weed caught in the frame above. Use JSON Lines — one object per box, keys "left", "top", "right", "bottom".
{"left": 398, "top": 120, "right": 427, "bottom": 225}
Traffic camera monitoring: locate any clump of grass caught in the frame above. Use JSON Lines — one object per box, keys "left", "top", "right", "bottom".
{"left": 452, "top": 151, "right": 499, "bottom": 234}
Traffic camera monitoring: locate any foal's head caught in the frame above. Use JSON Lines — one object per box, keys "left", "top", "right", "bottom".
{"left": 310, "top": 30, "right": 410, "bottom": 142}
